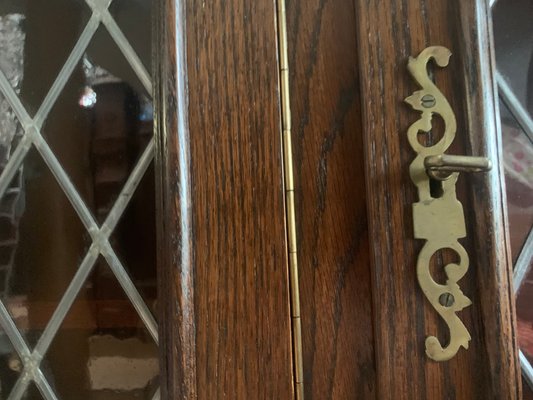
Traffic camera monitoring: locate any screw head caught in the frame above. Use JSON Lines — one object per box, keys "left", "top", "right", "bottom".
{"left": 439, "top": 292, "right": 455, "bottom": 307}
{"left": 421, "top": 94, "right": 436, "bottom": 108}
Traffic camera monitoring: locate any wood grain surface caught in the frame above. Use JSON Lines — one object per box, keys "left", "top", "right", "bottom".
{"left": 286, "top": 1, "right": 376, "bottom": 398}
{"left": 154, "top": 0, "right": 197, "bottom": 398}
{"left": 155, "top": 0, "right": 294, "bottom": 398}
{"left": 354, "top": 0, "right": 521, "bottom": 398}
{"left": 155, "top": 0, "right": 519, "bottom": 398}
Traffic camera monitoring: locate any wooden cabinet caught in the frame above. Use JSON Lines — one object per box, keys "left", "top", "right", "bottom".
{"left": 154, "top": 0, "right": 520, "bottom": 398}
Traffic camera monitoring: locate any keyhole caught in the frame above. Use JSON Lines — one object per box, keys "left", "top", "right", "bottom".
{"left": 429, "top": 177, "right": 444, "bottom": 198}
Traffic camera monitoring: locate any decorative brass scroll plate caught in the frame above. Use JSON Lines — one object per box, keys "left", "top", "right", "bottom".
{"left": 405, "top": 46, "right": 474, "bottom": 362}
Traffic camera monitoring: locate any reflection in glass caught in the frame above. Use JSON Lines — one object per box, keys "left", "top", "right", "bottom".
{"left": 107, "top": 0, "right": 152, "bottom": 75}
{"left": 6, "top": 148, "right": 89, "bottom": 349}
{"left": 26, "top": 382, "right": 45, "bottom": 400}
{"left": 0, "top": 1, "right": 156, "bottom": 399}
{"left": 43, "top": 257, "right": 158, "bottom": 399}
{"left": 494, "top": 0, "right": 533, "bottom": 392}
{"left": 501, "top": 101, "right": 533, "bottom": 261}
{"left": 493, "top": 0, "right": 533, "bottom": 120}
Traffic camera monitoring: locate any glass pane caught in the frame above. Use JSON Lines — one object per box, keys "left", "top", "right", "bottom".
{"left": 0, "top": 334, "right": 22, "bottom": 398}
{"left": 524, "top": 377, "right": 533, "bottom": 400}
{"left": 108, "top": 0, "right": 152, "bottom": 70}
{"left": 494, "top": 0, "right": 533, "bottom": 382}
{"left": 88, "top": 25, "right": 150, "bottom": 100}
{"left": 43, "top": 257, "right": 158, "bottom": 399}
{"left": 2, "top": 1, "right": 92, "bottom": 116}
{"left": 0, "top": 1, "right": 157, "bottom": 398}
{"left": 518, "top": 264, "right": 533, "bottom": 363}
{"left": 493, "top": 0, "right": 533, "bottom": 119}
{"left": 43, "top": 25, "right": 152, "bottom": 224}
{"left": 111, "top": 161, "right": 156, "bottom": 315}
{"left": 26, "top": 381, "right": 45, "bottom": 400}
{"left": 0, "top": 15, "right": 25, "bottom": 166}
{"left": 500, "top": 101, "right": 533, "bottom": 262}
{"left": 2, "top": 148, "right": 89, "bottom": 348}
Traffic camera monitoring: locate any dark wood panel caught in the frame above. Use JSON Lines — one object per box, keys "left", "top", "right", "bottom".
{"left": 286, "top": 0, "right": 376, "bottom": 399}
{"left": 154, "top": 0, "right": 294, "bottom": 399}
{"left": 354, "top": 0, "right": 520, "bottom": 399}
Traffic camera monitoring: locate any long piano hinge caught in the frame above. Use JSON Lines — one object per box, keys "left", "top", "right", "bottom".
{"left": 276, "top": 0, "right": 304, "bottom": 398}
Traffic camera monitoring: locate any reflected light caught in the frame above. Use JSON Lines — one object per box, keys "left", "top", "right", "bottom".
{"left": 79, "top": 86, "right": 97, "bottom": 108}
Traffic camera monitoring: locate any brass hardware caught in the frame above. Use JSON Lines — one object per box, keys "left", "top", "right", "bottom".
{"left": 439, "top": 293, "right": 455, "bottom": 308}
{"left": 421, "top": 94, "right": 436, "bottom": 108}
{"left": 405, "top": 46, "right": 491, "bottom": 362}
{"left": 425, "top": 154, "right": 492, "bottom": 180}
{"left": 276, "top": 0, "right": 304, "bottom": 396}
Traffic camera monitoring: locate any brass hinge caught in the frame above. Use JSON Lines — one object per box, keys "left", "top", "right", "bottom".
{"left": 276, "top": 0, "right": 304, "bottom": 397}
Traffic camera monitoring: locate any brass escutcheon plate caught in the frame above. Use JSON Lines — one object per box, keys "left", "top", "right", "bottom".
{"left": 405, "top": 46, "right": 472, "bottom": 362}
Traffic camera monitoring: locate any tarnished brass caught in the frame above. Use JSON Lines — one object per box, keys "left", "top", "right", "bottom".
{"left": 405, "top": 46, "right": 490, "bottom": 362}
{"left": 425, "top": 154, "right": 492, "bottom": 180}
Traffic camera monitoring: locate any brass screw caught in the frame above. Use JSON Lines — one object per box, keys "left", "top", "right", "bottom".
{"left": 421, "top": 94, "right": 436, "bottom": 108}
{"left": 439, "top": 292, "right": 455, "bottom": 307}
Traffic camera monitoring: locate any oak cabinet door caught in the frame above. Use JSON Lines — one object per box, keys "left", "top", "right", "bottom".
{"left": 0, "top": 0, "right": 519, "bottom": 398}
{"left": 354, "top": 0, "right": 520, "bottom": 399}
{"left": 155, "top": 0, "right": 520, "bottom": 399}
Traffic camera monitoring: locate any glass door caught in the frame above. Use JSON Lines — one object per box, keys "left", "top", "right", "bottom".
{"left": 492, "top": 0, "right": 533, "bottom": 397}
{"left": 0, "top": 1, "right": 158, "bottom": 398}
